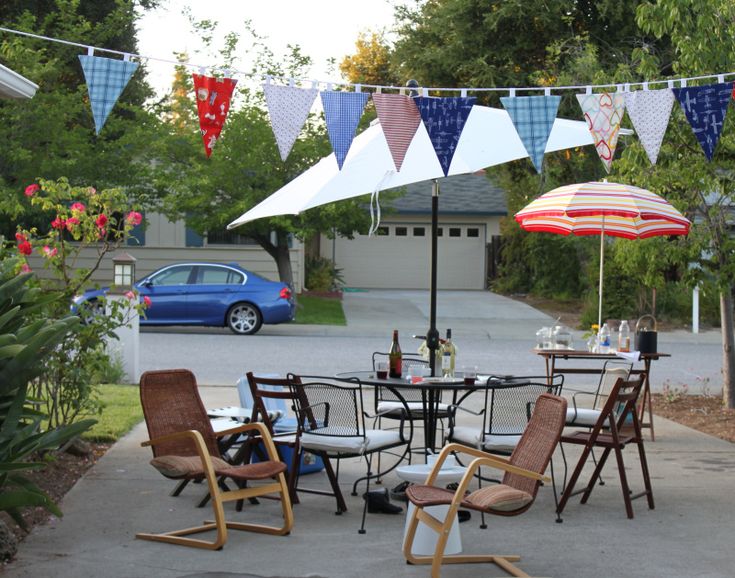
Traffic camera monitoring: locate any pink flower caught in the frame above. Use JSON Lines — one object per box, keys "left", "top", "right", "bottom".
{"left": 51, "top": 217, "right": 66, "bottom": 230}
{"left": 20, "top": 263, "right": 31, "bottom": 273}
{"left": 42, "top": 245, "right": 58, "bottom": 258}
{"left": 17, "top": 241, "right": 32, "bottom": 256}
{"left": 143, "top": 296, "right": 152, "bottom": 308}
{"left": 95, "top": 214, "right": 108, "bottom": 228}
{"left": 124, "top": 290, "right": 136, "bottom": 300}
{"left": 88, "top": 187, "right": 97, "bottom": 195}
{"left": 15, "top": 232, "right": 26, "bottom": 243}
{"left": 24, "top": 184, "right": 39, "bottom": 197}
{"left": 126, "top": 211, "right": 142, "bottom": 226}
{"left": 71, "top": 202, "right": 86, "bottom": 213}
{"left": 65, "top": 217, "right": 80, "bottom": 231}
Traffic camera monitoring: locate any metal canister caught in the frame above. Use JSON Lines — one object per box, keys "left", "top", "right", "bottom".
{"left": 634, "top": 314, "right": 657, "bottom": 353}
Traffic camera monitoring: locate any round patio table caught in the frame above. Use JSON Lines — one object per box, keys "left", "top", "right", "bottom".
{"left": 337, "top": 371, "right": 487, "bottom": 453}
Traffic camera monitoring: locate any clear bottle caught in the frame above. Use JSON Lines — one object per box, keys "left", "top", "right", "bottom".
{"left": 389, "top": 329, "right": 402, "bottom": 378}
{"left": 598, "top": 322, "right": 611, "bottom": 354}
{"left": 618, "top": 320, "right": 631, "bottom": 352}
{"left": 441, "top": 329, "right": 456, "bottom": 378}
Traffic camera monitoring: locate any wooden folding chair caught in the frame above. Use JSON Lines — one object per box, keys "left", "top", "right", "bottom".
{"left": 557, "top": 374, "right": 655, "bottom": 519}
{"left": 137, "top": 369, "right": 293, "bottom": 550}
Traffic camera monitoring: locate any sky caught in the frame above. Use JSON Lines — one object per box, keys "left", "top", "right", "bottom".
{"left": 136, "top": 0, "right": 401, "bottom": 96}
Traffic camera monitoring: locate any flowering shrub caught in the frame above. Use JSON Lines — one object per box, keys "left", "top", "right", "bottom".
{"left": 13, "top": 177, "right": 147, "bottom": 428}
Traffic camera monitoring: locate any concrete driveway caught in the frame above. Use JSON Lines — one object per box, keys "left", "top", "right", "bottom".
{"left": 140, "top": 289, "right": 722, "bottom": 394}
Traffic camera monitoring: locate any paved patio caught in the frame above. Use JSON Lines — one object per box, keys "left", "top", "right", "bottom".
{"left": 5, "top": 290, "right": 733, "bottom": 577}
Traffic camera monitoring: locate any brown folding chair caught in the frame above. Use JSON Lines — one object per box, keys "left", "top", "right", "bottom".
{"left": 246, "top": 372, "right": 347, "bottom": 514}
{"left": 403, "top": 393, "right": 567, "bottom": 578}
{"left": 557, "top": 373, "right": 655, "bottom": 519}
{"left": 137, "top": 369, "right": 293, "bottom": 550}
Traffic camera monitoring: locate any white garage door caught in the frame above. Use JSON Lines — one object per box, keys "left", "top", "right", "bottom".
{"left": 333, "top": 222, "right": 487, "bottom": 289}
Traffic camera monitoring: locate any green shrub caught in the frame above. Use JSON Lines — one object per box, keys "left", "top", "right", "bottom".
{"left": 305, "top": 256, "right": 344, "bottom": 292}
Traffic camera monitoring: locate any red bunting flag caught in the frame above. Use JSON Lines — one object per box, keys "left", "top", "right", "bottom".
{"left": 192, "top": 74, "right": 237, "bottom": 157}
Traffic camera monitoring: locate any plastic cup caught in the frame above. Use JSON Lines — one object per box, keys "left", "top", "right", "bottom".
{"left": 463, "top": 365, "right": 477, "bottom": 386}
{"left": 376, "top": 361, "right": 388, "bottom": 380}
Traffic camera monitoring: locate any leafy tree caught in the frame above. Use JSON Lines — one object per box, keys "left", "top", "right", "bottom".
{"left": 0, "top": 0, "right": 161, "bottom": 234}
{"left": 340, "top": 31, "right": 399, "bottom": 87}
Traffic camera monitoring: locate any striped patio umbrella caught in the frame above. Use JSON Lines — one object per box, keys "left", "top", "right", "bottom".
{"left": 515, "top": 181, "right": 691, "bottom": 328}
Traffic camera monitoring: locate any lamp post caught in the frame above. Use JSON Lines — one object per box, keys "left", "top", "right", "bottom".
{"left": 107, "top": 251, "right": 139, "bottom": 383}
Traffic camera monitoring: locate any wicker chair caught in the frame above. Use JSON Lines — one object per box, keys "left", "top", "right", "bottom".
{"left": 137, "top": 369, "right": 293, "bottom": 550}
{"left": 403, "top": 393, "right": 567, "bottom": 578}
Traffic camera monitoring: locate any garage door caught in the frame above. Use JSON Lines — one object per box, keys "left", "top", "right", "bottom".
{"left": 332, "top": 222, "right": 487, "bottom": 290}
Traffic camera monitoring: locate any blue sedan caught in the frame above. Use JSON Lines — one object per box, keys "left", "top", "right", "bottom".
{"left": 72, "top": 262, "right": 295, "bottom": 335}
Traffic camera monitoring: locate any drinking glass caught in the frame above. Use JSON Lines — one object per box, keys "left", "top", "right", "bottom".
{"left": 463, "top": 365, "right": 478, "bottom": 386}
{"left": 376, "top": 361, "right": 388, "bottom": 380}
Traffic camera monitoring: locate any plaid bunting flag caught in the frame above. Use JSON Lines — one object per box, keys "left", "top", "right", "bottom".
{"left": 673, "top": 82, "right": 733, "bottom": 161}
{"left": 320, "top": 91, "right": 370, "bottom": 169}
{"left": 371, "top": 93, "right": 422, "bottom": 172}
{"left": 263, "top": 84, "right": 319, "bottom": 161}
{"left": 624, "top": 88, "right": 675, "bottom": 165}
{"left": 414, "top": 96, "right": 476, "bottom": 176}
{"left": 500, "top": 95, "right": 561, "bottom": 173}
{"left": 78, "top": 55, "right": 139, "bottom": 134}
{"left": 192, "top": 74, "right": 238, "bottom": 158}
{"left": 576, "top": 92, "right": 626, "bottom": 173}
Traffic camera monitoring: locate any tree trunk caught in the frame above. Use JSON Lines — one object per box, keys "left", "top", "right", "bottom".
{"left": 720, "top": 289, "right": 735, "bottom": 409}
{"left": 253, "top": 231, "right": 294, "bottom": 289}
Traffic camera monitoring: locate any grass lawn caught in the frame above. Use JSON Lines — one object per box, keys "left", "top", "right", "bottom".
{"left": 294, "top": 294, "right": 346, "bottom": 325}
{"left": 84, "top": 384, "right": 143, "bottom": 442}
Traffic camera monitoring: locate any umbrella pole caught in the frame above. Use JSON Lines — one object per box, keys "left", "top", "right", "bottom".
{"left": 598, "top": 217, "right": 605, "bottom": 329}
{"left": 428, "top": 179, "right": 440, "bottom": 377}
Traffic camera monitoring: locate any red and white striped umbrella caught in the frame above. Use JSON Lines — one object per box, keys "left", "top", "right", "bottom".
{"left": 515, "top": 181, "right": 691, "bottom": 328}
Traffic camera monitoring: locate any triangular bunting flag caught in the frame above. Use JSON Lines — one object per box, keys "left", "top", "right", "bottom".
{"left": 624, "top": 88, "right": 675, "bottom": 165}
{"left": 500, "top": 95, "right": 561, "bottom": 173}
{"left": 673, "top": 82, "right": 733, "bottom": 161}
{"left": 263, "top": 84, "right": 318, "bottom": 161}
{"left": 192, "top": 74, "right": 238, "bottom": 158}
{"left": 576, "top": 92, "right": 626, "bottom": 173}
{"left": 320, "top": 91, "right": 370, "bottom": 169}
{"left": 78, "top": 55, "right": 139, "bottom": 134}
{"left": 414, "top": 96, "right": 476, "bottom": 176}
{"left": 372, "top": 93, "right": 422, "bottom": 172}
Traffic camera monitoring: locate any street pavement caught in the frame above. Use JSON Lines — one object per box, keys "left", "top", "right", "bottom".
{"left": 4, "top": 289, "right": 733, "bottom": 578}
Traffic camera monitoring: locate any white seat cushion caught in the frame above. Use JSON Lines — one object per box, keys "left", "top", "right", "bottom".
{"left": 566, "top": 407, "right": 601, "bottom": 427}
{"left": 301, "top": 428, "right": 403, "bottom": 455}
{"left": 377, "top": 401, "right": 450, "bottom": 414}
{"left": 449, "top": 426, "right": 521, "bottom": 453}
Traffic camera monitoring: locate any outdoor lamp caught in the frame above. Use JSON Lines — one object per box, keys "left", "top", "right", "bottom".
{"left": 111, "top": 252, "right": 136, "bottom": 293}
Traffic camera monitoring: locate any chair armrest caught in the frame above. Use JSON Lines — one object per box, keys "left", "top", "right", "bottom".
{"left": 571, "top": 390, "right": 597, "bottom": 411}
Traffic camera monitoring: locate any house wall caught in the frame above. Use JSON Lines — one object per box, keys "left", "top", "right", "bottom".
{"left": 320, "top": 214, "right": 501, "bottom": 290}
{"left": 27, "top": 212, "right": 304, "bottom": 291}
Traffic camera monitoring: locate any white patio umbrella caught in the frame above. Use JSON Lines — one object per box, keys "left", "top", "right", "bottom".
{"left": 228, "top": 104, "right": 626, "bottom": 374}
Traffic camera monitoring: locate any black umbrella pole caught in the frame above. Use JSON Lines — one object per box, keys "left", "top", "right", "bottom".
{"left": 428, "top": 180, "right": 440, "bottom": 377}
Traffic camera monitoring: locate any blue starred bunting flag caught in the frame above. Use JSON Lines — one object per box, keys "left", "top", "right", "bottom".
{"left": 79, "top": 55, "right": 139, "bottom": 134}
{"left": 320, "top": 91, "right": 371, "bottom": 169}
{"left": 414, "top": 96, "right": 476, "bottom": 175}
{"left": 500, "top": 95, "right": 561, "bottom": 173}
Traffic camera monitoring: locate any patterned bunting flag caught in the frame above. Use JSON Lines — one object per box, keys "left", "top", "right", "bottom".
{"left": 624, "top": 89, "right": 675, "bottom": 165}
{"left": 414, "top": 96, "right": 476, "bottom": 176}
{"left": 500, "top": 95, "right": 561, "bottom": 173}
{"left": 78, "top": 55, "right": 139, "bottom": 134}
{"left": 320, "top": 91, "right": 370, "bottom": 169}
{"left": 192, "top": 74, "right": 237, "bottom": 158}
{"left": 673, "top": 82, "right": 733, "bottom": 161}
{"left": 576, "top": 92, "right": 626, "bottom": 173}
{"left": 371, "top": 93, "right": 422, "bottom": 172}
{"left": 263, "top": 84, "right": 319, "bottom": 161}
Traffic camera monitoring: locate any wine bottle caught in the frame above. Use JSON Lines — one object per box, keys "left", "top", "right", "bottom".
{"left": 441, "top": 328, "right": 456, "bottom": 378}
{"left": 389, "top": 329, "right": 402, "bottom": 378}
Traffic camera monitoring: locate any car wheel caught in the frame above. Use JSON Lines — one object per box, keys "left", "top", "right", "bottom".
{"left": 226, "top": 302, "right": 262, "bottom": 335}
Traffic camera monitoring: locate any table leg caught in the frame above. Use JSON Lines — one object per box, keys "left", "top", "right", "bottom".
{"left": 638, "top": 359, "right": 655, "bottom": 441}
{"left": 422, "top": 389, "right": 439, "bottom": 453}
